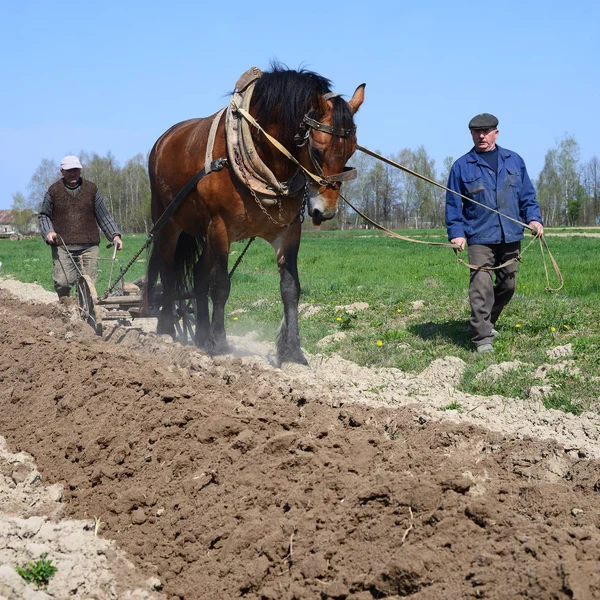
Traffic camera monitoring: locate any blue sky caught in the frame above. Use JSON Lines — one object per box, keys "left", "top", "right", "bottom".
{"left": 1, "top": 0, "right": 598, "bottom": 210}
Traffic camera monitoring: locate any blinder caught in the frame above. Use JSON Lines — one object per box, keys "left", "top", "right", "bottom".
{"left": 301, "top": 114, "right": 357, "bottom": 138}
{"left": 295, "top": 92, "right": 358, "bottom": 190}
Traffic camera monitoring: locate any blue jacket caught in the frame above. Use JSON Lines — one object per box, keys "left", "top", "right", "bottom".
{"left": 445, "top": 145, "right": 542, "bottom": 244}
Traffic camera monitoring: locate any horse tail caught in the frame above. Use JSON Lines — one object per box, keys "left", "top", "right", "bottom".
{"left": 142, "top": 232, "right": 204, "bottom": 315}
{"left": 172, "top": 232, "right": 204, "bottom": 302}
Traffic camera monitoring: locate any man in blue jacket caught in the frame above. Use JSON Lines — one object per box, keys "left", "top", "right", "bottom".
{"left": 445, "top": 113, "right": 543, "bottom": 353}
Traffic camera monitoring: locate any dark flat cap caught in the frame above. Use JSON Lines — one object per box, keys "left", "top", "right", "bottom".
{"left": 468, "top": 113, "right": 499, "bottom": 130}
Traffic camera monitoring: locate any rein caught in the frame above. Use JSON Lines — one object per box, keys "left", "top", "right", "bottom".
{"left": 350, "top": 145, "right": 563, "bottom": 292}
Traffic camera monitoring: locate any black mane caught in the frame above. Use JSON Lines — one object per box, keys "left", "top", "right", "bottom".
{"left": 251, "top": 64, "right": 355, "bottom": 150}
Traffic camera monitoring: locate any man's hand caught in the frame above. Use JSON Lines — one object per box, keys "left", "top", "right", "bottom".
{"left": 451, "top": 237, "right": 466, "bottom": 251}
{"left": 46, "top": 231, "right": 58, "bottom": 245}
{"left": 113, "top": 235, "right": 123, "bottom": 251}
{"left": 528, "top": 221, "right": 544, "bottom": 236}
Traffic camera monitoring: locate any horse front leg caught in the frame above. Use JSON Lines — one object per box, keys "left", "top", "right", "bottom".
{"left": 272, "top": 225, "right": 308, "bottom": 366}
{"left": 206, "top": 218, "right": 231, "bottom": 355}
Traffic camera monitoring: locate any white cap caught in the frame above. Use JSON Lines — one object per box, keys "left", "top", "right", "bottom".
{"left": 60, "top": 155, "right": 83, "bottom": 170}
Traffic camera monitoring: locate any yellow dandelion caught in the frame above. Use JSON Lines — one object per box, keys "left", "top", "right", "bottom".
{"left": 563, "top": 325, "right": 570, "bottom": 330}
{"left": 397, "top": 309, "right": 402, "bottom": 313}
{"left": 336, "top": 317, "right": 342, "bottom": 321}
{"left": 233, "top": 317, "right": 239, "bottom": 321}
{"left": 376, "top": 340, "right": 383, "bottom": 346}
{"left": 515, "top": 323, "right": 521, "bottom": 328}
{"left": 551, "top": 327, "right": 556, "bottom": 332}
{"left": 311, "top": 299, "right": 315, "bottom": 303}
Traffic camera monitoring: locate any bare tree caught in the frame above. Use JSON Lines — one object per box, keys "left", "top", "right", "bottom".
{"left": 121, "top": 154, "right": 151, "bottom": 232}
{"left": 581, "top": 156, "right": 600, "bottom": 225}
{"left": 27, "top": 159, "right": 60, "bottom": 210}
{"left": 10, "top": 192, "right": 35, "bottom": 233}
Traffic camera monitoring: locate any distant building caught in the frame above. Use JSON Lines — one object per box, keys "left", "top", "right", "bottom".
{"left": 0, "top": 209, "right": 38, "bottom": 238}
{"left": 0, "top": 210, "right": 17, "bottom": 236}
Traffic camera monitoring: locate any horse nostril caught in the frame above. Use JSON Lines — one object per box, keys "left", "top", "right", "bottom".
{"left": 312, "top": 209, "right": 323, "bottom": 226}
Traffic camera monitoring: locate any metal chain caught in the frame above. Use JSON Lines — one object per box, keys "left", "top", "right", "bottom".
{"left": 234, "top": 148, "right": 303, "bottom": 228}
{"left": 228, "top": 184, "right": 307, "bottom": 279}
{"left": 101, "top": 235, "right": 153, "bottom": 300}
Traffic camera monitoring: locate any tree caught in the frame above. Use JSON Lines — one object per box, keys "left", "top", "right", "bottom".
{"left": 11, "top": 192, "right": 35, "bottom": 233}
{"left": 567, "top": 184, "right": 587, "bottom": 226}
{"left": 556, "top": 135, "right": 580, "bottom": 225}
{"left": 81, "top": 151, "right": 123, "bottom": 222}
{"left": 537, "top": 134, "right": 581, "bottom": 227}
{"left": 121, "top": 154, "right": 151, "bottom": 232}
{"left": 340, "top": 151, "right": 378, "bottom": 229}
{"left": 581, "top": 156, "right": 600, "bottom": 225}
{"left": 27, "top": 159, "right": 59, "bottom": 210}
{"left": 395, "top": 147, "right": 438, "bottom": 228}
{"left": 435, "top": 156, "right": 455, "bottom": 229}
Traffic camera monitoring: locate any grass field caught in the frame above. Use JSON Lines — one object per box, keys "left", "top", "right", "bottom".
{"left": 1, "top": 228, "right": 599, "bottom": 413}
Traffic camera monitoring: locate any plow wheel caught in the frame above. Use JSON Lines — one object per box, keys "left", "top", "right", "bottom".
{"left": 174, "top": 298, "right": 196, "bottom": 344}
{"left": 77, "top": 275, "right": 103, "bottom": 336}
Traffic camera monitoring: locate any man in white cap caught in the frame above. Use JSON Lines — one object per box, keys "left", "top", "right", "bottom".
{"left": 38, "top": 155, "right": 124, "bottom": 299}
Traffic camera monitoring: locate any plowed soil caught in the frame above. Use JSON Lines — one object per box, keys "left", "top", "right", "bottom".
{"left": 1, "top": 284, "right": 600, "bottom": 600}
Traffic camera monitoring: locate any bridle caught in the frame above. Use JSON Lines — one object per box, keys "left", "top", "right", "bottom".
{"left": 294, "top": 92, "right": 358, "bottom": 190}
{"left": 231, "top": 92, "right": 357, "bottom": 193}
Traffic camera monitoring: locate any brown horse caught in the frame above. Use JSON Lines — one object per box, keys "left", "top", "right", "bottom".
{"left": 144, "top": 64, "right": 365, "bottom": 365}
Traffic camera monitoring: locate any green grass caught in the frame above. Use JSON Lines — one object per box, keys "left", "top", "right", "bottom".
{"left": 2, "top": 228, "right": 599, "bottom": 413}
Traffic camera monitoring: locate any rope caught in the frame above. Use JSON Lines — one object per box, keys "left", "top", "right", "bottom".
{"left": 349, "top": 145, "right": 563, "bottom": 291}
{"left": 339, "top": 191, "right": 455, "bottom": 247}
{"left": 357, "top": 144, "right": 534, "bottom": 231}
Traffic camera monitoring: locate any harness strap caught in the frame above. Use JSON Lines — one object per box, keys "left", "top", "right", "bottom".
{"left": 204, "top": 108, "right": 226, "bottom": 173}
{"left": 302, "top": 114, "right": 357, "bottom": 138}
{"left": 232, "top": 102, "right": 328, "bottom": 187}
{"left": 226, "top": 77, "right": 304, "bottom": 204}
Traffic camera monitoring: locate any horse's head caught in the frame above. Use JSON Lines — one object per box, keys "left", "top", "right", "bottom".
{"left": 250, "top": 66, "right": 365, "bottom": 225}
{"left": 300, "top": 84, "right": 365, "bottom": 226}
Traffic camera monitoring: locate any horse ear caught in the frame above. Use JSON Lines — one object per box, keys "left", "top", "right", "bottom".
{"left": 348, "top": 84, "right": 366, "bottom": 114}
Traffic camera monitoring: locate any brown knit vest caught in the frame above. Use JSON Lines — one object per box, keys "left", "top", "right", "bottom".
{"left": 49, "top": 179, "right": 101, "bottom": 245}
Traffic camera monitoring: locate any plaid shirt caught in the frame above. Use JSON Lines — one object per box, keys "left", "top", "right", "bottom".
{"left": 38, "top": 179, "right": 121, "bottom": 244}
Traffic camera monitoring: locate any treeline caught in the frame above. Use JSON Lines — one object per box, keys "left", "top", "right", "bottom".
{"left": 10, "top": 135, "right": 600, "bottom": 233}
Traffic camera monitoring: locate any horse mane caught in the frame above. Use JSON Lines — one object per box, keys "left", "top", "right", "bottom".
{"left": 251, "top": 63, "right": 355, "bottom": 150}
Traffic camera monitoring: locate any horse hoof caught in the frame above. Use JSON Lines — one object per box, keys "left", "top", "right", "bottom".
{"left": 278, "top": 352, "right": 309, "bottom": 367}
{"left": 208, "top": 339, "right": 230, "bottom": 356}
{"left": 157, "top": 322, "right": 175, "bottom": 337}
